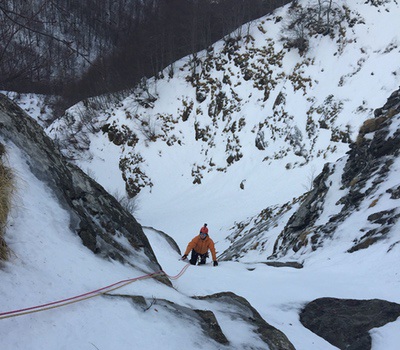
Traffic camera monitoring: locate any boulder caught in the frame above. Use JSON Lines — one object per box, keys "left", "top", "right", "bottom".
{"left": 300, "top": 297, "right": 400, "bottom": 350}
{"left": 196, "top": 292, "right": 296, "bottom": 350}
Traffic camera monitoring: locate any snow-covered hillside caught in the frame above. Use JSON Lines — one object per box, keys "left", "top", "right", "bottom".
{"left": 1, "top": 0, "right": 400, "bottom": 349}
{"left": 40, "top": 0, "right": 400, "bottom": 247}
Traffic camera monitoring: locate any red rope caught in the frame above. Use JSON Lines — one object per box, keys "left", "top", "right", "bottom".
{"left": 0, "top": 264, "right": 190, "bottom": 320}
{"left": 164, "top": 263, "right": 190, "bottom": 280}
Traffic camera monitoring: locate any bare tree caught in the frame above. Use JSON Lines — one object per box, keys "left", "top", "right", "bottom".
{"left": 0, "top": 0, "right": 91, "bottom": 91}
{"left": 1, "top": 0, "right": 293, "bottom": 105}
{"left": 281, "top": 0, "right": 346, "bottom": 54}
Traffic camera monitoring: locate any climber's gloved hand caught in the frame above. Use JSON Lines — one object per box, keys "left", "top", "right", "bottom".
{"left": 182, "top": 254, "right": 187, "bottom": 260}
{"left": 213, "top": 260, "right": 218, "bottom": 267}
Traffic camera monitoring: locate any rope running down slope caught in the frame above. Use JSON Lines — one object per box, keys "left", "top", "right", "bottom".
{"left": 0, "top": 264, "right": 190, "bottom": 320}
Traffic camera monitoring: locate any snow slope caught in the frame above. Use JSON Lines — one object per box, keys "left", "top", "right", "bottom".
{"left": 1, "top": 139, "right": 399, "bottom": 349}
{"left": 1, "top": 0, "right": 400, "bottom": 349}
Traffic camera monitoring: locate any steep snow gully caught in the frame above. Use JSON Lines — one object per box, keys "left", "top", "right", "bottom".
{"left": 1, "top": 0, "right": 400, "bottom": 348}
{"left": 1, "top": 88, "right": 400, "bottom": 349}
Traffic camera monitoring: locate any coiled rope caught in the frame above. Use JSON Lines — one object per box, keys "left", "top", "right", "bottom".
{"left": 0, "top": 263, "right": 190, "bottom": 320}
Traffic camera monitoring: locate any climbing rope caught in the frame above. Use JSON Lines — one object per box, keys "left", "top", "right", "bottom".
{"left": 0, "top": 263, "right": 190, "bottom": 320}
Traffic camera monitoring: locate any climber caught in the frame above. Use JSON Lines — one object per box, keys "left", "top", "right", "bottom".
{"left": 182, "top": 228, "right": 218, "bottom": 266}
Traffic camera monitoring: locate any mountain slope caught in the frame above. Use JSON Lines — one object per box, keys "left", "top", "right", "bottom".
{"left": 1, "top": 0, "right": 400, "bottom": 349}
{"left": 43, "top": 0, "right": 400, "bottom": 245}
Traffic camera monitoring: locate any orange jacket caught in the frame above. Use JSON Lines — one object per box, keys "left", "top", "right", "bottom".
{"left": 184, "top": 235, "right": 217, "bottom": 261}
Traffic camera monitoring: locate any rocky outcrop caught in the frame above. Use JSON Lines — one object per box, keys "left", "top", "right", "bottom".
{"left": 271, "top": 163, "right": 333, "bottom": 256}
{"left": 195, "top": 292, "right": 296, "bottom": 350}
{"left": 0, "top": 94, "right": 169, "bottom": 284}
{"left": 272, "top": 87, "right": 400, "bottom": 257}
{"left": 219, "top": 196, "right": 306, "bottom": 261}
{"left": 261, "top": 261, "right": 303, "bottom": 269}
{"left": 300, "top": 297, "right": 400, "bottom": 350}
{"left": 342, "top": 89, "right": 400, "bottom": 207}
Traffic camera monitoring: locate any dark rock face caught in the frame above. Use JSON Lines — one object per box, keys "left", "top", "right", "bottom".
{"left": 271, "top": 163, "right": 332, "bottom": 256}
{"left": 0, "top": 94, "right": 168, "bottom": 284}
{"left": 349, "top": 208, "right": 400, "bottom": 253}
{"left": 261, "top": 261, "right": 303, "bottom": 269}
{"left": 340, "top": 92, "right": 400, "bottom": 208}
{"left": 194, "top": 309, "right": 229, "bottom": 345}
{"left": 300, "top": 297, "right": 400, "bottom": 350}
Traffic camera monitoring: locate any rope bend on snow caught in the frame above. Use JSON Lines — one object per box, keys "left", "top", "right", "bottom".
{"left": 0, "top": 263, "right": 190, "bottom": 320}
